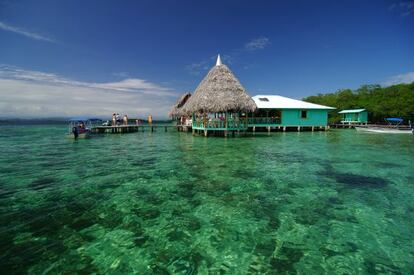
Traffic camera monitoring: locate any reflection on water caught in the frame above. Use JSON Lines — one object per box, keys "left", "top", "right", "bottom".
{"left": 0, "top": 125, "right": 413, "bottom": 273}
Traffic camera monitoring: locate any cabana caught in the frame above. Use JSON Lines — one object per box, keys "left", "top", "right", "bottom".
{"left": 338, "top": 109, "right": 368, "bottom": 124}
{"left": 169, "top": 92, "right": 192, "bottom": 127}
{"left": 183, "top": 55, "right": 256, "bottom": 136}
{"left": 250, "top": 95, "right": 335, "bottom": 131}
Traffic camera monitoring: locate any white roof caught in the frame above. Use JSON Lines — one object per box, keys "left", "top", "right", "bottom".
{"left": 338, "top": 109, "right": 366, "bottom": 114}
{"left": 252, "top": 95, "right": 335, "bottom": 110}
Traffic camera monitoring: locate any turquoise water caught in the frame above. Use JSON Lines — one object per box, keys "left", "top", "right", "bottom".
{"left": 1, "top": 125, "right": 414, "bottom": 274}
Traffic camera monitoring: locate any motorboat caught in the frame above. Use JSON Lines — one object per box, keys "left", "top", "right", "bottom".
{"left": 67, "top": 118, "right": 102, "bottom": 139}
{"left": 355, "top": 118, "right": 413, "bottom": 134}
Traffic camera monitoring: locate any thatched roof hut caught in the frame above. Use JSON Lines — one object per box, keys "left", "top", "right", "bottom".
{"left": 183, "top": 55, "right": 256, "bottom": 114}
{"left": 168, "top": 92, "right": 192, "bottom": 117}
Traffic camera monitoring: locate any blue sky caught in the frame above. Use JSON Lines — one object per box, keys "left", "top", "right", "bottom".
{"left": 0, "top": 0, "right": 413, "bottom": 118}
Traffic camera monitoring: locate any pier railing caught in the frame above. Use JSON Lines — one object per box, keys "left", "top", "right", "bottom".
{"left": 192, "top": 118, "right": 248, "bottom": 129}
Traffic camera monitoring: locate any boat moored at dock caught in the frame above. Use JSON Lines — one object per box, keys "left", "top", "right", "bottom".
{"left": 355, "top": 125, "right": 413, "bottom": 134}
{"left": 67, "top": 118, "right": 102, "bottom": 139}
{"left": 354, "top": 118, "right": 413, "bottom": 134}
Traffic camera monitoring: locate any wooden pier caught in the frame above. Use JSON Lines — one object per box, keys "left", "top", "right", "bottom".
{"left": 91, "top": 125, "right": 177, "bottom": 134}
{"left": 330, "top": 123, "right": 370, "bottom": 129}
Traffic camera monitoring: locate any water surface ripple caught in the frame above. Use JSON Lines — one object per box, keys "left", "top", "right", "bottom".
{"left": 0, "top": 125, "right": 413, "bottom": 274}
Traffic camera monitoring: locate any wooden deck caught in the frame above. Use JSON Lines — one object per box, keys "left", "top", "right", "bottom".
{"left": 91, "top": 125, "right": 177, "bottom": 134}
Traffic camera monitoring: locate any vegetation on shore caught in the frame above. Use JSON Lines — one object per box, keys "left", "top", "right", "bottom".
{"left": 303, "top": 82, "right": 414, "bottom": 124}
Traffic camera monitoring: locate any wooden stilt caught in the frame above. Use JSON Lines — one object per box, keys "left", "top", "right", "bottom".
{"left": 311, "top": 126, "right": 314, "bottom": 132}
{"left": 297, "top": 126, "right": 301, "bottom": 132}
{"left": 283, "top": 126, "right": 286, "bottom": 132}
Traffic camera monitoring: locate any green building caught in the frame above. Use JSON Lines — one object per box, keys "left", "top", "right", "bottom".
{"left": 172, "top": 55, "right": 335, "bottom": 135}
{"left": 338, "top": 109, "right": 368, "bottom": 124}
{"left": 250, "top": 95, "right": 335, "bottom": 131}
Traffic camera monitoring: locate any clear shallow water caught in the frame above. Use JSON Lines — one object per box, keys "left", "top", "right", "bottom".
{"left": 0, "top": 125, "right": 414, "bottom": 274}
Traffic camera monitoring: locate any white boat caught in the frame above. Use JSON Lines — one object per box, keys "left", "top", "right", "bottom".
{"left": 66, "top": 118, "right": 102, "bottom": 139}
{"left": 355, "top": 118, "right": 413, "bottom": 134}
{"left": 355, "top": 125, "right": 413, "bottom": 134}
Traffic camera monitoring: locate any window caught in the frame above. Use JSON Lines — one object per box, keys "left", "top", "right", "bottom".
{"left": 259, "top": 97, "right": 269, "bottom": 102}
{"left": 300, "top": 110, "right": 308, "bottom": 119}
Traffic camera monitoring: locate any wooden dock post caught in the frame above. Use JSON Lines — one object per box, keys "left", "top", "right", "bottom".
{"left": 311, "top": 126, "right": 314, "bottom": 132}
{"left": 283, "top": 126, "right": 286, "bottom": 132}
{"left": 267, "top": 126, "right": 271, "bottom": 133}
{"left": 297, "top": 126, "right": 301, "bottom": 132}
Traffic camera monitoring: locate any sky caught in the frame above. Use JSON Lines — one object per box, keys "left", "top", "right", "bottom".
{"left": 0, "top": 0, "right": 413, "bottom": 118}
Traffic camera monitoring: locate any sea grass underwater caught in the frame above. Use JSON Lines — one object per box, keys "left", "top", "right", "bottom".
{"left": 0, "top": 125, "right": 413, "bottom": 274}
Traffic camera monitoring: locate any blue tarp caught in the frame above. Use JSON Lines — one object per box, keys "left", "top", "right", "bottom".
{"left": 385, "top": 118, "right": 403, "bottom": 122}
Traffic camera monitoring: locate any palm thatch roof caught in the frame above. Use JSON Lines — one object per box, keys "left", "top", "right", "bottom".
{"left": 168, "top": 92, "right": 192, "bottom": 117}
{"left": 183, "top": 58, "right": 257, "bottom": 114}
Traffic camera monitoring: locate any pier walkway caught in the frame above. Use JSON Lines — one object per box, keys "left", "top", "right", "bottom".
{"left": 91, "top": 125, "right": 177, "bottom": 134}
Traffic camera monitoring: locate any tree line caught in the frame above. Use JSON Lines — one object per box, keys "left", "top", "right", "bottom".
{"left": 303, "top": 82, "right": 414, "bottom": 124}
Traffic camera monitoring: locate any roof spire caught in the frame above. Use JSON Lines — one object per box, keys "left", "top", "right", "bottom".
{"left": 216, "top": 54, "right": 222, "bottom": 66}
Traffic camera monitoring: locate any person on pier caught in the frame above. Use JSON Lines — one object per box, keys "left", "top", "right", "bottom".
{"left": 123, "top": 115, "right": 128, "bottom": 126}
{"left": 116, "top": 113, "right": 121, "bottom": 125}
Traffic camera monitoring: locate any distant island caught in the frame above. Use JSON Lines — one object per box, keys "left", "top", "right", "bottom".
{"left": 303, "top": 82, "right": 414, "bottom": 124}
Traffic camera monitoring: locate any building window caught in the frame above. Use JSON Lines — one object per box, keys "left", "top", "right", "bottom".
{"left": 300, "top": 110, "right": 307, "bottom": 119}
{"left": 259, "top": 97, "right": 269, "bottom": 102}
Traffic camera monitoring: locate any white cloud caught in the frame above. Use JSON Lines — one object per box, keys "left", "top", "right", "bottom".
{"left": 0, "top": 66, "right": 177, "bottom": 119}
{"left": 0, "top": 21, "right": 56, "bottom": 43}
{"left": 92, "top": 78, "right": 169, "bottom": 93}
{"left": 245, "top": 37, "right": 271, "bottom": 51}
{"left": 186, "top": 54, "right": 233, "bottom": 75}
{"left": 383, "top": 71, "right": 414, "bottom": 86}
{"left": 389, "top": 1, "right": 414, "bottom": 16}
{"left": 186, "top": 37, "right": 270, "bottom": 75}
{"left": 186, "top": 56, "right": 215, "bottom": 76}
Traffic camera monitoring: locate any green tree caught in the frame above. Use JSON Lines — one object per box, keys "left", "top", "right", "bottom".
{"left": 303, "top": 82, "right": 414, "bottom": 124}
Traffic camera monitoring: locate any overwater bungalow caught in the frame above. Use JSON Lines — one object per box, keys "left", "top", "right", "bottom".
{"left": 338, "top": 109, "right": 368, "bottom": 124}
{"left": 183, "top": 55, "right": 256, "bottom": 136}
{"left": 250, "top": 95, "right": 335, "bottom": 131}
{"left": 173, "top": 55, "right": 335, "bottom": 136}
{"left": 169, "top": 92, "right": 192, "bottom": 128}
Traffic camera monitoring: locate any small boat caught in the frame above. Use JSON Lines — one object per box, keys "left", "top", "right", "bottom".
{"left": 66, "top": 118, "right": 102, "bottom": 139}
{"left": 355, "top": 118, "right": 413, "bottom": 134}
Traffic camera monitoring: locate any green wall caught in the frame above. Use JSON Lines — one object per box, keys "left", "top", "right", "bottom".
{"left": 359, "top": 111, "right": 368, "bottom": 122}
{"left": 341, "top": 111, "right": 368, "bottom": 123}
{"left": 281, "top": 109, "right": 329, "bottom": 126}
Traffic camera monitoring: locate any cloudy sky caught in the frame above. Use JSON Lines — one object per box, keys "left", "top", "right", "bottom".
{"left": 0, "top": 0, "right": 413, "bottom": 118}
